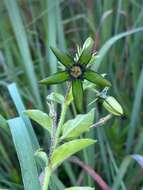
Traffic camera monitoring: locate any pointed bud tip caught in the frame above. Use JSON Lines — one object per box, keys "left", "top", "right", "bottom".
{"left": 83, "top": 37, "right": 94, "bottom": 49}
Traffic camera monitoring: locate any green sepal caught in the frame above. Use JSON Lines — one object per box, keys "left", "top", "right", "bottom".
{"left": 84, "top": 70, "right": 111, "bottom": 87}
{"left": 72, "top": 79, "right": 83, "bottom": 113}
{"left": 51, "top": 47, "right": 73, "bottom": 68}
{"left": 78, "top": 37, "right": 94, "bottom": 66}
{"left": 40, "top": 71, "right": 69, "bottom": 85}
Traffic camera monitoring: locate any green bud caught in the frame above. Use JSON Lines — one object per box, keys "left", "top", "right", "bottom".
{"left": 35, "top": 149, "right": 48, "bottom": 166}
{"left": 79, "top": 37, "right": 94, "bottom": 66}
{"left": 103, "top": 96, "right": 123, "bottom": 116}
{"left": 83, "top": 37, "right": 94, "bottom": 50}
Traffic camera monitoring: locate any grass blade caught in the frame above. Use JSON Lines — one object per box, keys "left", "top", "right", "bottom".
{"left": 126, "top": 67, "right": 143, "bottom": 152}
{"left": 112, "top": 157, "right": 131, "bottom": 190}
{"left": 45, "top": 0, "right": 57, "bottom": 73}
{"left": 8, "top": 83, "right": 39, "bottom": 151}
{"left": 4, "top": 0, "right": 42, "bottom": 109}
{"left": 94, "top": 27, "right": 143, "bottom": 70}
{"left": 8, "top": 117, "right": 41, "bottom": 190}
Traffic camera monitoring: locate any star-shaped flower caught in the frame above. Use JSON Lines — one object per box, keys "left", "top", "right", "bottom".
{"left": 40, "top": 37, "right": 111, "bottom": 113}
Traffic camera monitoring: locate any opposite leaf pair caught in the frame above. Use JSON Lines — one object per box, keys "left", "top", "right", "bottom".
{"left": 40, "top": 37, "right": 111, "bottom": 113}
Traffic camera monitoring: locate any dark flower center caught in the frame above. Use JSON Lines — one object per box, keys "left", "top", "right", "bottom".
{"left": 70, "top": 66, "right": 82, "bottom": 78}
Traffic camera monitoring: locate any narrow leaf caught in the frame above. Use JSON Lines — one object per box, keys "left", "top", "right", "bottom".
{"left": 8, "top": 117, "right": 41, "bottom": 190}
{"left": 0, "top": 115, "right": 8, "bottom": 133}
{"left": 4, "top": 0, "right": 42, "bottom": 108}
{"left": 112, "top": 156, "right": 131, "bottom": 190}
{"left": 94, "top": 27, "right": 143, "bottom": 71}
{"left": 51, "top": 139, "right": 96, "bottom": 169}
{"left": 131, "top": 154, "right": 143, "bottom": 168}
{"left": 126, "top": 67, "right": 143, "bottom": 152}
{"left": 50, "top": 174, "right": 66, "bottom": 189}
{"left": 8, "top": 83, "right": 39, "bottom": 151}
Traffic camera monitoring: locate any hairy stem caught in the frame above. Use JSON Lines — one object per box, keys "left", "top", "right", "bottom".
{"left": 42, "top": 82, "right": 72, "bottom": 190}
{"left": 56, "top": 82, "right": 72, "bottom": 143}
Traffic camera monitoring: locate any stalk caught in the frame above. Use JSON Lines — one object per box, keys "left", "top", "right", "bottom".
{"left": 42, "top": 167, "right": 52, "bottom": 190}
{"left": 56, "top": 82, "right": 72, "bottom": 143}
{"left": 42, "top": 82, "right": 71, "bottom": 190}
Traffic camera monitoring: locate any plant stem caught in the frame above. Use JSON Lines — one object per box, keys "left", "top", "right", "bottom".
{"left": 42, "top": 166, "right": 51, "bottom": 190}
{"left": 56, "top": 103, "right": 67, "bottom": 138}
{"left": 48, "top": 102, "right": 57, "bottom": 160}
{"left": 42, "top": 83, "right": 72, "bottom": 190}
{"left": 56, "top": 82, "right": 72, "bottom": 142}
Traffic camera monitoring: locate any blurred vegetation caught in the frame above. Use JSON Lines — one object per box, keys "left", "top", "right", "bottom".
{"left": 0, "top": 0, "right": 143, "bottom": 189}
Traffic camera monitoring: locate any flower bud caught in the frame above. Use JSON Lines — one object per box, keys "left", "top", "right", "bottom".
{"left": 83, "top": 37, "right": 94, "bottom": 49}
{"left": 103, "top": 96, "right": 123, "bottom": 116}
{"left": 79, "top": 37, "right": 94, "bottom": 66}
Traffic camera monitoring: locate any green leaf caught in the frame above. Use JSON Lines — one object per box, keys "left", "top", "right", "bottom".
{"left": 61, "top": 109, "right": 95, "bottom": 140}
{"left": 51, "top": 47, "right": 73, "bottom": 68}
{"left": 126, "top": 67, "right": 143, "bottom": 152}
{"left": 47, "top": 92, "right": 64, "bottom": 104}
{"left": 51, "top": 139, "right": 96, "bottom": 169}
{"left": 25, "top": 109, "right": 52, "bottom": 133}
{"left": 72, "top": 79, "right": 83, "bottom": 113}
{"left": 84, "top": 70, "right": 111, "bottom": 87}
{"left": 40, "top": 71, "right": 69, "bottom": 85}
{"left": 65, "top": 187, "right": 95, "bottom": 190}
{"left": 8, "top": 117, "right": 41, "bottom": 190}
{"left": 79, "top": 37, "right": 94, "bottom": 66}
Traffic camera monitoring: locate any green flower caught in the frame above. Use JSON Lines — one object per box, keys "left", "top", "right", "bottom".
{"left": 40, "top": 37, "right": 111, "bottom": 113}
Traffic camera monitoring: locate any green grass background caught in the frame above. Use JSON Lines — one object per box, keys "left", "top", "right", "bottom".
{"left": 0, "top": 0, "right": 143, "bottom": 189}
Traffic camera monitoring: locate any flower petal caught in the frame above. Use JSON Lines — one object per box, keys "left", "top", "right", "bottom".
{"left": 78, "top": 37, "right": 94, "bottom": 66}
{"left": 40, "top": 71, "right": 69, "bottom": 85}
{"left": 84, "top": 70, "right": 111, "bottom": 87}
{"left": 72, "top": 79, "right": 83, "bottom": 113}
{"left": 51, "top": 47, "right": 73, "bottom": 68}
